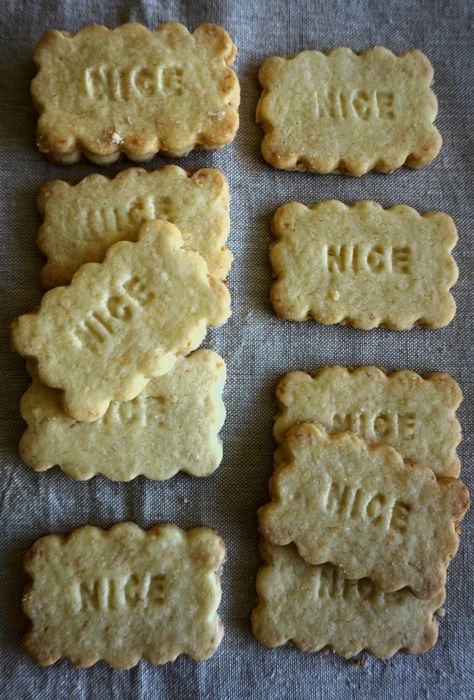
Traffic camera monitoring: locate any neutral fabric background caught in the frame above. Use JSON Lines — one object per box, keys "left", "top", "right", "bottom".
{"left": 0, "top": 1, "right": 472, "bottom": 698}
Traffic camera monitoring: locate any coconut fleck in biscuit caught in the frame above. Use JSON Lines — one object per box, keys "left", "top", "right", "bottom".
{"left": 11, "top": 220, "right": 230, "bottom": 423}
{"left": 274, "top": 366, "right": 462, "bottom": 478}
{"left": 23, "top": 523, "right": 225, "bottom": 668}
{"left": 252, "top": 542, "right": 444, "bottom": 659}
{"left": 257, "top": 47, "right": 441, "bottom": 174}
{"left": 270, "top": 201, "right": 458, "bottom": 329}
{"left": 32, "top": 22, "right": 240, "bottom": 165}
{"left": 259, "top": 423, "right": 469, "bottom": 598}
{"left": 20, "top": 350, "right": 226, "bottom": 481}
{"left": 38, "top": 166, "right": 232, "bottom": 288}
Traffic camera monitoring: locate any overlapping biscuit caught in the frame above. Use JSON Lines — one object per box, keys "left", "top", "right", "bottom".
{"left": 252, "top": 541, "right": 444, "bottom": 659}
{"left": 23, "top": 523, "right": 225, "bottom": 668}
{"left": 270, "top": 201, "right": 458, "bottom": 329}
{"left": 259, "top": 423, "right": 469, "bottom": 598}
{"left": 11, "top": 220, "right": 230, "bottom": 423}
{"left": 274, "top": 366, "right": 462, "bottom": 477}
{"left": 20, "top": 350, "right": 226, "bottom": 481}
{"left": 38, "top": 166, "right": 232, "bottom": 288}
{"left": 32, "top": 22, "right": 240, "bottom": 165}
{"left": 257, "top": 47, "right": 441, "bottom": 174}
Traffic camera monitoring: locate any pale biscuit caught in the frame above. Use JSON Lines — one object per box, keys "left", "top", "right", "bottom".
{"left": 274, "top": 366, "right": 462, "bottom": 478}
{"left": 32, "top": 22, "right": 240, "bottom": 165}
{"left": 38, "top": 166, "right": 232, "bottom": 288}
{"left": 270, "top": 201, "right": 458, "bottom": 329}
{"left": 252, "top": 541, "right": 445, "bottom": 659}
{"left": 11, "top": 220, "right": 230, "bottom": 423}
{"left": 259, "top": 423, "right": 469, "bottom": 598}
{"left": 23, "top": 523, "right": 225, "bottom": 668}
{"left": 19, "top": 350, "right": 226, "bottom": 481}
{"left": 257, "top": 47, "right": 441, "bottom": 174}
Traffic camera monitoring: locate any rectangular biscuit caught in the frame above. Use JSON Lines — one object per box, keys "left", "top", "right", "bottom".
{"left": 32, "top": 22, "right": 239, "bottom": 165}
{"left": 20, "top": 349, "right": 226, "bottom": 481}
{"left": 23, "top": 523, "right": 225, "bottom": 668}
{"left": 11, "top": 220, "right": 230, "bottom": 422}
{"left": 252, "top": 541, "right": 445, "bottom": 659}
{"left": 257, "top": 47, "right": 441, "bottom": 174}
{"left": 259, "top": 423, "right": 469, "bottom": 598}
{"left": 274, "top": 366, "right": 462, "bottom": 477}
{"left": 38, "top": 166, "right": 231, "bottom": 288}
{"left": 270, "top": 201, "right": 458, "bottom": 329}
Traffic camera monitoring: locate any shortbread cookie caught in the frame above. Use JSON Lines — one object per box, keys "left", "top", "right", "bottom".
{"left": 19, "top": 350, "right": 226, "bottom": 481}
{"left": 38, "top": 166, "right": 231, "bottom": 288}
{"left": 257, "top": 47, "right": 440, "bottom": 174}
{"left": 11, "top": 220, "right": 230, "bottom": 423}
{"left": 259, "top": 423, "right": 469, "bottom": 598}
{"left": 274, "top": 366, "right": 462, "bottom": 477}
{"left": 270, "top": 201, "right": 458, "bottom": 329}
{"left": 23, "top": 523, "right": 225, "bottom": 668}
{"left": 252, "top": 541, "right": 444, "bottom": 659}
{"left": 32, "top": 22, "right": 240, "bottom": 165}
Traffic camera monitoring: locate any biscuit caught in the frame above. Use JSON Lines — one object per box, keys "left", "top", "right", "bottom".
{"left": 270, "top": 201, "right": 458, "bottom": 329}
{"left": 19, "top": 350, "right": 226, "bottom": 481}
{"left": 32, "top": 22, "right": 240, "bottom": 165}
{"left": 252, "top": 541, "right": 444, "bottom": 659}
{"left": 38, "top": 166, "right": 232, "bottom": 288}
{"left": 23, "top": 523, "right": 225, "bottom": 668}
{"left": 259, "top": 423, "right": 469, "bottom": 598}
{"left": 257, "top": 47, "right": 440, "bottom": 174}
{"left": 274, "top": 366, "right": 462, "bottom": 478}
{"left": 11, "top": 220, "right": 230, "bottom": 423}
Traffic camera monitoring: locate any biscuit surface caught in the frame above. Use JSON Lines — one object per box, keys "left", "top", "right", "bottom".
{"left": 252, "top": 542, "right": 444, "bottom": 659}
{"left": 23, "top": 523, "right": 225, "bottom": 668}
{"left": 38, "top": 166, "right": 231, "bottom": 287}
{"left": 11, "top": 220, "right": 230, "bottom": 423}
{"left": 32, "top": 22, "right": 240, "bottom": 164}
{"left": 270, "top": 201, "right": 457, "bottom": 329}
{"left": 274, "top": 366, "right": 462, "bottom": 477}
{"left": 20, "top": 350, "right": 226, "bottom": 481}
{"left": 259, "top": 423, "right": 469, "bottom": 598}
{"left": 257, "top": 47, "right": 441, "bottom": 174}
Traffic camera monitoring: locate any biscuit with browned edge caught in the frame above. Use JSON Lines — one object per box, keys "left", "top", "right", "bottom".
{"left": 259, "top": 423, "right": 469, "bottom": 598}
{"left": 11, "top": 220, "right": 230, "bottom": 423}
{"left": 23, "top": 523, "right": 225, "bottom": 668}
{"left": 38, "top": 166, "right": 231, "bottom": 288}
{"left": 32, "top": 23, "right": 240, "bottom": 164}
{"left": 257, "top": 47, "right": 440, "bottom": 174}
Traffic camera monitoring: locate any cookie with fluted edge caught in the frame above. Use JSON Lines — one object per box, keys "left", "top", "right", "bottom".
{"left": 32, "top": 22, "right": 240, "bottom": 165}
{"left": 23, "top": 523, "right": 225, "bottom": 668}
{"left": 257, "top": 47, "right": 441, "bottom": 174}
{"left": 274, "top": 366, "right": 462, "bottom": 477}
{"left": 270, "top": 201, "right": 458, "bottom": 329}
{"left": 259, "top": 423, "right": 469, "bottom": 599}
{"left": 38, "top": 166, "right": 232, "bottom": 288}
{"left": 19, "top": 349, "right": 226, "bottom": 481}
{"left": 11, "top": 220, "right": 230, "bottom": 423}
{"left": 252, "top": 541, "right": 445, "bottom": 659}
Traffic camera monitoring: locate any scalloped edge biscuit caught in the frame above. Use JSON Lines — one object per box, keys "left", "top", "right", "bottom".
{"left": 251, "top": 541, "right": 445, "bottom": 659}
{"left": 19, "top": 350, "right": 226, "bottom": 481}
{"left": 270, "top": 201, "right": 458, "bottom": 329}
{"left": 259, "top": 423, "right": 469, "bottom": 598}
{"left": 32, "top": 23, "right": 240, "bottom": 165}
{"left": 37, "top": 166, "right": 232, "bottom": 288}
{"left": 257, "top": 47, "right": 441, "bottom": 174}
{"left": 274, "top": 366, "right": 462, "bottom": 477}
{"left": 23, "top": 523, "right": 225, "bottom": 668}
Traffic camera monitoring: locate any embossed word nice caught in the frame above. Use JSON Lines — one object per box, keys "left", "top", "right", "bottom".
{"left": 70, "top": 573, "right": 166, "bottom": 612}
{"left": 80, "top": 195, "right": 173, "bottom": 236}
{"left": 312, "top": 566, "right": 385, "bottom": 605}
{"left": 331, "top": 410, "right": 417, "bottom": 442}
{"left": 83, "top": 65, "right": 185, "bottom": 100}
{"left": 322, "top": 244, "right": 411, "bottom": 274}
{"left": 101, "top": 396, "right": 165, "bottom": 427}
{"left": 313, "top": 89, "right": 396, "bottom": 120}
